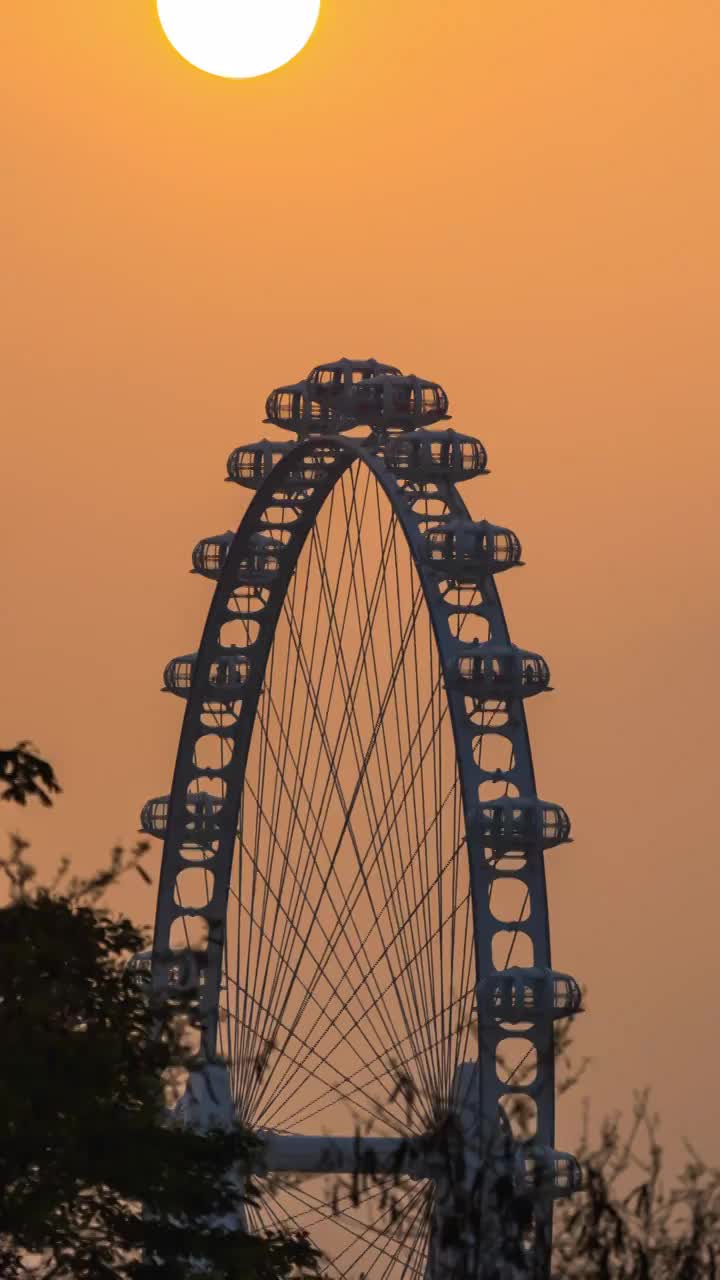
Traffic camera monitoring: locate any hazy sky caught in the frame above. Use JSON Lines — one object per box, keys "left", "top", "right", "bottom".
{"left": 2, "top": 1, "right": 719, "bottom": 1161}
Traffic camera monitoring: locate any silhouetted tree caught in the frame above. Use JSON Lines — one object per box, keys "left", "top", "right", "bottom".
{"left": 0, "top": 742, "right": 61, "bottom": 807}
{"left": 554, "top": 1093, "right": 720, "bottom": 1278}
{"left": 0, "top": 828, "right": 316, "bottom": 1277}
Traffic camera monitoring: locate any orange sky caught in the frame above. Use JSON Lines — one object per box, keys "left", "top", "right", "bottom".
{"left": 2, "top": 0, "right": 719, "bottom": 1163}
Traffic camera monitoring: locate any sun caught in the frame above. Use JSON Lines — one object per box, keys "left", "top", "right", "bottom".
{"left": 157, "top": 0, "right": 321, "bottom": 79}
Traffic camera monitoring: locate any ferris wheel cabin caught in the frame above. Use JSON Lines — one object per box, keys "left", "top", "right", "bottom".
{"left": 163, "top": 652, "right": 250, "bottom": 699}
{"left": 426, "top": 518, "right": 523, "bottom": 577}
{"left": 226, "top": 440, "right": 292, "bottom": 489}
{"left": 456, "top": 643, "right": 551, "bottom": 699}
{"left": 476, "top": 798, "right": 572, "bottom": 851}
{"left": 478, "top": 966, "right": 584, "bottom": 1023}
{"left": 265, "top": 358, "right": 449, "bottom": 434}
{"left": 141, "top": 791, "right": 223, "bottom": 842}
{"left": 382, "top": 429, "right": 488, "bottom": 481}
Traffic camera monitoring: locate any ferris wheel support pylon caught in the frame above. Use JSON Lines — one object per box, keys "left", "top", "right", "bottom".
{"left": 142, "top": 358, "right": 583, "bottom": 1277}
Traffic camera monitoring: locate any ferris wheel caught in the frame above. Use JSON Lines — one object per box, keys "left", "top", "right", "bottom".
{"left": 141, "top": 358, "right": 582, "bottom": 1277}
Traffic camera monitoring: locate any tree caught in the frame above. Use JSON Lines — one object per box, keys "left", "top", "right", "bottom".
{"left": 553, "top": 1092, "right": 720, "bottom": 1278}
{"left": 0, "top": 829, "right": 316, "bottom": 1277}
{"left": 0, "top": 743, "right": 61, "bottom": 808}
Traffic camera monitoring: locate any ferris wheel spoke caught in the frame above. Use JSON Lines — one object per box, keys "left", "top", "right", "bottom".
{"left": 445, "top": 783, "right": 474, "bottom": 1089}
{"left": 243, "top": 875, "right": 474, "bottom": 1136}
{"left": 389, "top": 533, "right": 442, "bottom": 1103}
{"left": 252, "top": 662, "right": 452, "bottom": 950}
{"left": 254, "top": 916, "right": 475, "bottom": 1136}
{"left": 309, "top": 477, "right": 421, "bottom": 806}
{"left": 329, "top": 767, "right": 459, "bottom": 1011}
{"left": 257, "top": 964, "right": 475, "bottom": 1136}
{"left": 289, "top": 571, "right": 447, "bottom": 1109}
{"left": 233, "top": 711, "right": 466, "bottom": 1121}
{"left": 246, "top": 498, "right": 409, "bottom": 987}
{"left": 272, "top": 646, "right": 447, "bottom": 968}
{"left": 270, "top": 1175, "right": 430, "bottom": 1278}
{"left": 237, "top": 656, "right": 288, "bottom": 1096}
{"left": 230, "top": 815, "right": 420, "bottom": 1096}
{"left": 354, "top": 1185, "right": 431, "bottom": 1280}
{"left": 236, "top": 488, "right": 346, "bottom": 1104}
{"left": 325, "top": 1188, "right": 430, "bottom": 1279}
{"left": 223, "top": 877, "right": 427, "bottom": 1132}
{"left": 222, "top": 983, "right": 412, "bottom": 1135}
{"left": 254, "top": 1189, "right": 348, "bottom": 1277}
{"left": 255, "top": 831, "right": 467, "bottom": 1130}
{"left": 270, "top": 467, "right": 372, "bottom": 831}
{"left": 500, "top": 885, "right": 532, "bottom": 970}
{"left": 242, "top": 702, "right": 434, "bottom": 1119}
{"left": 315, "top": 496, "right": 446, "bottom": 1106}
{"left": 260, "top": 881, "right": 474, "bottom": 1135}
{"left": 237, "top": 689, "right": 292, "bottom": 1105}
{"left": 231, "top": 830, "right": 383, "bottom": 1036}
{"left": 266, "top": 1172, "right": 423, "bottom": 1241}
{"left": 237, "top": 619, "right": 289, "bottom": 1103}
{"left": 279, "top": 545, "right": 423, "bottom": 889}
{"left": 353, "top": 486, "right": 445, "bottom": 1100}
{"left": 257, "top": 1187, "right": 351, "bottom": 1280}
{"left": 426, "top": 623, "right": 446, "bottom": 1100}
{"left": 224, "top": 464, "right": 478, "bottom": 1140}
{"left": 226, "top": 885, "right": 417, "bottom": 1126}
{"left": 256, "top": 581, "right": 432, "bottom": 1093}
{"left": 304, "top": 509, "right": 408, "bottom": 826}
{"left": 270, "top": 1169, "right": 422, "bottom": 1233}
{"left": 274, "top": 501, "right": 447, "bottom": 909}
{"left": 278, "top": 984, "right": 475, "bottom": 1133}
{"left": 272, "top": 464, "right": 396, "bottom": 841}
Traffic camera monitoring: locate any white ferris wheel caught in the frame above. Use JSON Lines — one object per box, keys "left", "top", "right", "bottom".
{"left": 139, "top": 358, "right": 582, "bottom": 1278}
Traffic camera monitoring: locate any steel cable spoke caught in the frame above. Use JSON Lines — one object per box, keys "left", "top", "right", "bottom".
{"left": 247, "top": 576, "right": 430, "bottom": 1119}
{"left": 256, "top": 832, "right": 465, "bottom": 1131}
{"left": 233, "top": 468, "right": 474, "bottom": 1141}
{"left": 294, "top": 501, "right": 446, "bottom": 1106}
{"left": 261, "top": 883, "right": 473, "bottom": 1134}
{"left": 235, "top": 479, "right": 349, "bottom": 1108}
{"left": 234, "top": 476, "right": 409, "bottom": 1105}
{"left": 233, "top": 722, "right": 465, "bottom": 1131}
{"left": 249, "top": 637, "right": 460, "bottom": 1119}
{"left": 279, "top": 986, "right": 475, "bottom": 1133}
{"left": 271, "top": 1176, "right": 430, "bottom": 1277}
{"left": 346, "top": 485, "right": 443, "bottom": 1106}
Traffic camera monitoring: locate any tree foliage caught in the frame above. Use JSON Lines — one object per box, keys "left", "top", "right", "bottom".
{"left": 0, "top": 744, "right": 61, "bottom": 807}
{"left": 0, "top": 837, "right": 316, "bottom": 1279}
{"left": 554, "top": 1095, "right": 720, "bottom": 1278}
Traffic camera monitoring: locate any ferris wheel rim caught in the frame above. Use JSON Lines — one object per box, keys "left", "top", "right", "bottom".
{"left": 149, "top": 429, "right": 561, "bottom": 1274}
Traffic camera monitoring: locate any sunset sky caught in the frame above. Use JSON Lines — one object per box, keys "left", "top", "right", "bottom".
{"left": 2, "top": 1, "right": 719, "bottom": 1163}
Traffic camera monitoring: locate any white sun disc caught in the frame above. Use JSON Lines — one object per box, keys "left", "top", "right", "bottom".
{"left": 157, "top": 0, "right": 321, "bottom": 79}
